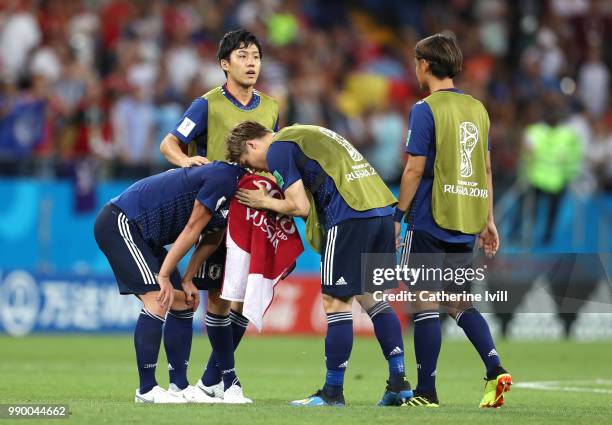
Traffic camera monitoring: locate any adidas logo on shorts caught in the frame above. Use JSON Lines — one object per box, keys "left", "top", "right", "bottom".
{"left": 335, "top": 277, "right": 348, "bottom": 286}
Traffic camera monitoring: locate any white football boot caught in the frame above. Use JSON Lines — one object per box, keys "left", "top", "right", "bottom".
{"left": 196, "top": 379, "right": 224, "bottom": 400}
{"left": 168, "top": 384, "right": 222, "bottom": 403}
{"left": 223, "top": 384, "right": 253, "bottom": 404}
{"left": 135, "top": 385, "right": 186, "bottom": 403}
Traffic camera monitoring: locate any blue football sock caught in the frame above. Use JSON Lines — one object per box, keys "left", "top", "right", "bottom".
{"left": 367, "top": 302, "right": 406, "bottom": 385}
{"left": 201, "top": 309, "right": 248, "bottom": 386}
{"left": 201, "top": 352, "right": 220, "bottom": 386}
{"left": 134, "top": 308, "right": 164, "bottom": 394}
{"left": 456, "top": 307, "right": 501, "bottom": 378}
{"left": 322, "top": 312, "right": 353, "bottom": 398}
{"left": 205, "top": 312, "right": 238, "bottom": 391}
{"left": 163, "top": 308, "right": 194, "bottom": 390}
{"left": 413, "top": 310, "right": 441, "bottom": 394}
{"left": 230, "top": 309, "right": 249, "bottom": 349}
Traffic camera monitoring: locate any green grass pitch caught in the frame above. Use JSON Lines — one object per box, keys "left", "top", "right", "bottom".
{"left": 1, "top": 335, "right": 611, "bottom": 424}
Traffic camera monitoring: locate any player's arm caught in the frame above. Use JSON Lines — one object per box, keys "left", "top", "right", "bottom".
{"left": 478, "top": 151, "right": 500, "bottom": 258}
{"left": 157, "top": 201, "right": 212, "bottom": 309}
{"left": 394, "top": 102, "right": 433, "bottom": 248}
{"left": 161, "top": 98, "right": 210, "bottom": 167}
{"left": 235, "top": 179, "right": 310, "bottom": 218}
{"left": 160, "top": 133, "right": 209, "bottom": 168}
{"left": 397, "top": 154, "right": 427, "bottom": 212}
{"left": 182, "top": 230, "right": 224, "bottom": 283}
{"left": 179, "top": 229, "right": 224, "bottom": 310}
{"left": 395, "top": 155, "right": 426, "bottom": 248}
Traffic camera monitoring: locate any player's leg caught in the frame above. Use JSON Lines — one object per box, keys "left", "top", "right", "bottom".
{"left": 199, "top": 304, "right": 248, "bottom": 398}
{"left": 133, "top": 292, "right": 180, "bottom": 403}
{"left": 400, "top": 230, "right": 443, "bottom": 407}
{"left": 198, "top": 245, "right": 250, "bottom": 399}
{"left": 163, "top": 289, "right": 220, "bottom": 403}
{"left": 358, "top": 293, "right": 413, "bottom": 405}
{"left": 448, "top": 301, "right": 512, "bottom": 407}
{"left": 94, "top": 204, "right": 183, "bottom": 403}
{"left": 290, "top": 294, "right": 353, "bottom": 407}
{"left": 444, "top": 246, "right": 512, "bottom": 407}
{"left": 229, "top": 302, "right": 249, "bottom": 354}
{"left": 406, "top": 293, "right": 441, "bottom": 407}
{"left": 199, "top": 300, "right": 248, "bottom": 397}
{"left": 152, "top": 246, "right": 195, "bottom": 394}
{"left": 204, "top": 288, "right": 250, "bottom": 403}
{"left": 323, "top": 294, "right": 354, "bottom": 402}
{"left": 356, "top": 216, "right": 413, "bottom": 406}
{"left": 291, "top": 223, "right": 355, "bottom": 407}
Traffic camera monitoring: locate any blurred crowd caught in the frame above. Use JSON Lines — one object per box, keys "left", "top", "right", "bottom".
{"left": 0, "top": 0, "right": 610, "bottom": 196}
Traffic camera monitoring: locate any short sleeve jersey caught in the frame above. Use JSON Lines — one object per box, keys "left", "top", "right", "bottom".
{"left": 111, "top": 162, "right": 246, "bottom": 247}
{"left": 170, "top": 86, "right": 280, "bottom": 157}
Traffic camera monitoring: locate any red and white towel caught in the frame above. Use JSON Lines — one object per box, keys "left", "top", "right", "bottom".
{"left": 221, "top": 174, "right": 304, "bottom": 331}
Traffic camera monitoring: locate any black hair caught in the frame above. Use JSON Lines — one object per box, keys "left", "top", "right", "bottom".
{"left": 415, "top": 32, "right": 463, "bottom": 79}
{"left": 217, "top": 29, "right": 262, "bottom": 76}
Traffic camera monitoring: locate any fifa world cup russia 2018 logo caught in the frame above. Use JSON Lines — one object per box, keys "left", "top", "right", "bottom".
{"left": 319, "top": 127, "right": 364, "bottom": 162}
{"left": 459, "top": 121, "right": 479, "bottom": 178}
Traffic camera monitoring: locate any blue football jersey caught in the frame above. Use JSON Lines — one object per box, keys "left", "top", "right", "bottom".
{"left": 111, "top": 162, "right": 245, "bottom": 247}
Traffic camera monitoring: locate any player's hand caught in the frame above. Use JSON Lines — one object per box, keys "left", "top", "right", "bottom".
{"left": 478, "top": 219, "right": 500, "bottom": 258}
{"left": 394, "top": 221, "right": 402, "bottom": 251}
{"left": 235, "top": 181, "right": 269, "bottom": 209}
{"left": 180, "top": 156, "right": 210, "bottom": 167}
{"left": 182, "top": 280, "right": 200, "bottom": 311}
{"left": 156, "top": 275, "right": 174, "bottom": 311}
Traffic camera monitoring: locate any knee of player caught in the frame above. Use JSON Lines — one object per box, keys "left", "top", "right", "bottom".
{"left": 138, "top": 292, "right": 167, "bottom": 317}
{"left": 207, "top": 294, "right": 231, "bottom": 315}
{"left": 355, "top": 293, "right": 378, "bottom": 311}
{"left": 448, "top": 303, "right": 476, "bottom": 321}
{"left": 230, "top": 301, "right": 244, "bottom": 314}
{"left": 322, "top": 294, "right": 353, "bottom": 313}
{"left": 171, "top": 290, "right": 192, "bottom": 311}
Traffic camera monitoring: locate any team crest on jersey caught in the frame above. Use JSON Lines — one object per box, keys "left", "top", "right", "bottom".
{"left": 319, "top": 127, "right": 363, "bottom": 162}
{"left": 208, "top": 264, "right": 223, "bottom": 281}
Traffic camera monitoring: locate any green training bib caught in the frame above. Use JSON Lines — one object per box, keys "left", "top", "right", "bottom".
{"left": 424, "top": 91, "right": 490, "bottom": 234}
{"left": 188, "top": 87, "right": 279, "bottom": 161}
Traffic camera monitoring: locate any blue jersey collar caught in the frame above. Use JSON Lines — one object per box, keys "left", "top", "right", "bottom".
{"left": 221, "top": 84, "right": 261, "bottom": 110}
{"left": 434, "top": 87, "right": 464, "bottom": 94}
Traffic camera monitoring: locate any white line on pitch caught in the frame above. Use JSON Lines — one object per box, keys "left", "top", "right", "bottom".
{"left": 515, "top": 380, "right": 612, "bottom": 394}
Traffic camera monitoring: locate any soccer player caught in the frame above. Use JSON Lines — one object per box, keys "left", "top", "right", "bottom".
{"left": 94, "top": 161, "right": 250, "bottom": 403}
{"left": 226, "top": 122, "right": 414, "bottom": 407}
{"left": 159, "top": 29, "right": 279, "bottom": 400}
{"left": 394, "top": 33, "right": 512, "bottom": 408}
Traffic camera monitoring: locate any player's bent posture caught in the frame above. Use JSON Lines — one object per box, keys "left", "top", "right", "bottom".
{"left": 159, "top": 29, "right": 279, "bottom": 400}
{"left": 94, "top": 161, "right": 248, "bottom": 403}
{"left": 227, "top": 122, "right": 414, "bottom": 407}
{"left": 395, "top": 33, "right": 512, "bottom": 408}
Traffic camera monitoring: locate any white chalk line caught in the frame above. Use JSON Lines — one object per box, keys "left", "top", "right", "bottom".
{"left": 515, "top": 379, "right": 612, "bottom": 394}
